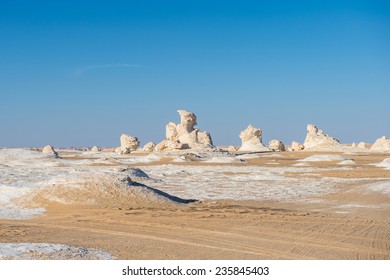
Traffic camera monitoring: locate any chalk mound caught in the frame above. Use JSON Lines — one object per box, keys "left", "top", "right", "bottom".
{"left": 303, "top": 124, "right": 340, "bottom": 151}
{"left": 0, "top": 148, "right": 60, "bottom": 164}
{"left": 115, "top": 167, "right": 159, "bottom": 183}
{"left": 357, "top": 142, "right": 368, "bottom": 149}
{"left": 370, "top": 136, "right": 390, "bottom": 152}
{"left": 91, "top": 146, "right": 100, "bottom": 153}
{"left": 268, "top": 140, "right": 285, "bottom": 152}
{"left": 21, "top": 173, "right": 193, "bottom": 209}
{"left": 374, "top": 158, "right": 390, "bottom": 170}
{"left": 155, "top": 110, "right": 213, "bottom": 151}
{"left": 0, "top": 243, "right": 112, "bottom": 260}
{"left": 238, "top": 125, "right": 269, "bottom": 152}
{"left": 337, "top": 159, "right": 356, "bottom": 165}
{"left": 42, "top": 145, "right": 59, "bottom": 157}
{"left": 290, "top": 141, "right": 304, "bottom": 151}
{"left": 142, "top": 142, "right": 155, "bottom": 152}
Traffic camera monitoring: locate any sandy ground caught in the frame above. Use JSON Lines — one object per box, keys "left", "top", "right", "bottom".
{"left": 1, "top": 150, "right": 389, "bottom": 259}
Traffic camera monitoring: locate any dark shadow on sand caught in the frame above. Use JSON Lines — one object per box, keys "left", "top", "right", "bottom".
{"left": 130, "top": 182, "right": 197, "bottom": 204}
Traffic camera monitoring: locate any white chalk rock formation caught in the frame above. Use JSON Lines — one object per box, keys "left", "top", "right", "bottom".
{"left": 268, "top": 140, "right": 285, "bottom": 152}
{"left": 291, "top": 141, "right": 305, "bottom": 151}
{"left": 42, "top": 145, "right": 58, "bottom": 157}
{"left": 227, "top": 145, "right": 238, "bottom": 152}
{"left": 370, "top": 136, "right": 390, "bottom": 152}
{"left": 357, "top": 142, "right": 368, "bottom": 149}
{"left": 351, "top": 142, "right": 356, "bottom": 148}
{"left": 238, "top": 125, "right": 269, "bottom": 152}
{"left": 119, "top": 134, "right": 140, "bottom": 154}
{"left": 155, "top": 110, "right": 213, "bottom": 151}
{"left": 91, "top": 146, "right": 100, "bottom": 153}
{"left": 142, "top": 142, "right": 156, "bottom": 152}
{"left": 303, "top": 124, "right": 340, "bottom": 150}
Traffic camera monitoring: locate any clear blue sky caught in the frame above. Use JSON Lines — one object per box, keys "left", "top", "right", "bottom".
{"left": 1, "top": 0, "right": 389, "bottom": 147}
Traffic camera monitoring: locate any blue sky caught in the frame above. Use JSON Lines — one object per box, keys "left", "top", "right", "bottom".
{"left": 1, "top": 0, "right": 389, "bottom": 147}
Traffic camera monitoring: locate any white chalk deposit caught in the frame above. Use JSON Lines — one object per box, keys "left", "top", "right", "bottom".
{"left": 1, "top": 148, "right": 389, "bottom": 221}
{"left": 0, "top": 243, "right": 112, "bottom": 260}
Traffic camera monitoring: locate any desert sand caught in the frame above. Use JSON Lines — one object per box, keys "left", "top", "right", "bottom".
{"left": 1, "top": 148, "right": 389, "bottom": 260}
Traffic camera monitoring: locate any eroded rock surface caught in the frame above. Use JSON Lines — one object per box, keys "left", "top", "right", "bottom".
{"left": 42, "top": 145, "right": 58, "bottom": 157}
{"left": 142, "top": 142, "right": 156, "bottom": 152}
{"left": 269, "top": 140, "right": 285, "bottom": 152}
{"left": 119, "top": 134, "right": 140, "bottom": 154}
{"left": 371, "top": 136, "right": 390, "bottom": 152}
{"left": 303, "top": 124, "right": 340, "bottom": 150}
{"left": 238, "top": 125, "right": 269, "bottom": 152}
{"left": 155, "top": 110, "right": 213, "bottom": 151}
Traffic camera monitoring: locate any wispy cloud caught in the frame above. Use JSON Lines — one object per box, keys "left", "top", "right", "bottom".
{"left": 74, "top": 64, "right": 139, "bottom": 77}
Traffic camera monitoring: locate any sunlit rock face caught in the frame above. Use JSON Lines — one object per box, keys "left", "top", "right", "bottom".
{"left": 371, "top": 136, "right": 390, "bottom": 152}
{"left": 268, "top": 140, "right": 285, "bottom": 152}
{"left": 155, "top": 110, "right": 213, "bottom": 151}
{"left": 119, "top": 134, "right": 140, "bottom": 154}
{"left": 42, "top": 145, "right": 59, "bottom": 157}
{"left": 142, "top": 142, "right": 156, "bottom": 152}
{"left": 238, "top": 125, "right": 269, "bottom": 152}
{"left": 291, "top": 141, "right": 305, "bottom": 151}
{"left": 303, "top": 124, "right": 340, "bottom": 150}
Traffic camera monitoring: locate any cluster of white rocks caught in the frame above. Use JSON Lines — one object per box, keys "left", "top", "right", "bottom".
{"left": 154, "top": 110, "right": 213, "bottom": 151}
{"left": 352, "top": 142, "right": 368, "bottom": 149}
{"left": 39, "top": 110, "right": 390, "bottom": 154}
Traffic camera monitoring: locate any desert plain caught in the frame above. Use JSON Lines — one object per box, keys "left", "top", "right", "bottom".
{"left": 0, "top": 147, "right": 389, "bottom": 260}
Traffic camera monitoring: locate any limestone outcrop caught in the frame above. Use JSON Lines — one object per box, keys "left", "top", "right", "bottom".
{"left": 227, "top": 145, "right": 238, "bottom": 152}
{"left": 268, "top": 140, "right": 285, "bottom": 152}
{"left": 91, "top": 146, "right": 100, "bottom": 152}
{"left": 303, "top": 124, "right": 340, "bottom": 150}
{"left": 119, "top": 134, "right": 140, "bottom": 154}
{"left": 357, "top": 142, "right": 368, "bottom": 149}
{"left": 42, "top": 145, "right": 58, "bottom": 157}
{"left": 370, "top": 136, "right": 390, "bottom": 152}
{"left": 238, "top": 125, "right": 269, "bottom": 152}
{"left": 291, "top": 141, "right": 305, "bottom": 151}
{"left": 142, "top": 142, "right": 156, "bottom": 152}
{"left": 155, "top": 110, "right": 213, "bottom": 151}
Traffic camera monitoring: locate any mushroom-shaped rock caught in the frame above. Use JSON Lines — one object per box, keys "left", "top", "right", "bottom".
{"left": 119, "top": 134, "right": 140, "bottom": 154}
{"left": 268, "top": 140, "right": 285, "bottom": 152}
{"left": 238, "top": 125, "right": 269, "bottom": 152}
{"left": 303, "top": 124, "right": 340, "bottom": 150}
{"left": 370, "top": 136, "right": 390, "bottom": 152}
